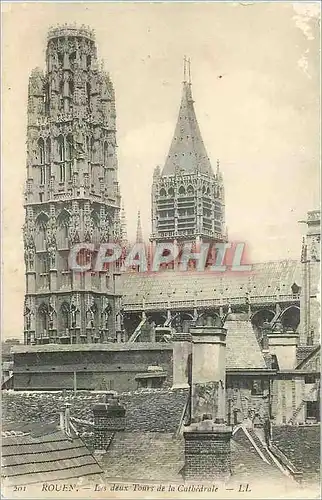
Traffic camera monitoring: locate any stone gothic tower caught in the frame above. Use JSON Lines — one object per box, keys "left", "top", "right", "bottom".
{"left": 150, "top": 59, "right": 226, "bottom": 261}
{"left": 23, "top": 25, "right": 123, "bottom": 345}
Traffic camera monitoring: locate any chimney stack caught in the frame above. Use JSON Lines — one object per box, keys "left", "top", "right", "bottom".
{"left": 93, "top": 393, "right": 126, "bottom": 452}
{"left": 183, "top": 319, "right": 232, "bottom": 481}
{"left": 172, "top": 332, "right": 192, "bottom": 390}
{"left": 268, "top": 329, "right": 299, "bottom": 369}
{"left": 59, "top": 402, "right": 72, "bottom": 437}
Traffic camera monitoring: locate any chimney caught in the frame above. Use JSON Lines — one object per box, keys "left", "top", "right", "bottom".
{"left": 183, "top": 320, "right": 232, "bottom": 481}
{"left": 172, "top": 332, "right": 192, "bottom": 390}
{"left": 59, "top": 403, "right": 72, "bottom": 437}
{"left": 93, "top": 393, "right": 126, "bottom": 452}
{"left": 268, "top": 329, "right": 299, "bottom": 369}
{"left": 261, "top": 320, "right": 272, "bottom": 351}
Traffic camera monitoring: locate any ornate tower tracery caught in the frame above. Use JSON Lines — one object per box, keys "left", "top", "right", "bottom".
{"left": 23, "top": 25, "right": 123, "bottom": 345}
{"left": 150, "top": 58, "right": 226, "bottom": 263}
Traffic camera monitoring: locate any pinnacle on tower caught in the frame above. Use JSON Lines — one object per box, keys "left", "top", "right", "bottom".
{"left": 121, "top": 202, "right": 128, "bottom": 245}
{"left": 136, "top": 210, "right": 143, "bottom": 244}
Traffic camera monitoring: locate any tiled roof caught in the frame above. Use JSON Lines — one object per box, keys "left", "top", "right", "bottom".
{"left": 225, "top": 320, "right": 266, "bottom": 370}
{"left": 2, "top": 421, "right": 102, "bottom": 486}
{"left": 162, "top": 81, "right": 213, "bottom": 176}
{"left": 102, "top": 432, "right": 184, "bottom": 482}
{"left": 118, "top": 260, "right": 301, "bottom": 307}
{"left": 99, "top": 427, "right": 289, "bottom": 484}
{"left": 272, "top": 425, "right": 320, "bottom": 482}
{"left": 296, "top": 345, "right": 320, "bottom": 367}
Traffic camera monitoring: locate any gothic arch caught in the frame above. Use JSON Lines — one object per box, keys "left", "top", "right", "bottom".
{"left": 103, "top": 141, "right": 109, "bottom": 165}
{"left": 35, "top": 212, "right": 49, "bottom": 251}
{"left": 168, "top": 187, "right": 174, "bottom": 197}
{"left": 279, "top": 305, "right": 300, "bottom": 331}
{"left": 57, "top": 135, "right": 65, "bottom": 162}
{"left": 37, "top": 138, "right": 45, "bottom": 165}
{"left": 57, "top": 209, "right": 70, "bottom": 248}
{"left": 251, "top": 309, "right": 275, "bottom": 324}
{"left": 38, "top": 302, "right": 49, "bottom": 333}
{"left": 179, "top": 185, "right": 186, "bottom": 195}
{"left": 159, "top": 188, "right": 166, "bottom": 197}
{"left": 187, "top": 184, "right": 194, "bottom": 195}
{"left": 60, "top": 302, "right": 70, "bottom": 331}
{"left": 45, "top": 138, "right": 51, "bottom": 170}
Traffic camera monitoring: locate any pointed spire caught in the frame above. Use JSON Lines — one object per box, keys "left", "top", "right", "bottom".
{"left": 136, "top": 210, "right": 143, "bottom": 244}
{"left": 183, "top": 56, "right": 187, "bottom": 83}
{"left": 162, "top": 58, "right": 213, "bottom": 176}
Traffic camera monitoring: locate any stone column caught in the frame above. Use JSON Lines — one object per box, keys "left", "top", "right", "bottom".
{"left": 172, "top": 332, "right": 192, "bottom": 390}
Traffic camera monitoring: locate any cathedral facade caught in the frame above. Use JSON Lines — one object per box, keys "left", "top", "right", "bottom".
{"left": 23, "top": 25, "right": 123, "bottom": 345}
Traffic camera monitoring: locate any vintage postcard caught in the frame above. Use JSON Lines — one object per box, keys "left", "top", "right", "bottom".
{"left": 1, "top": 2, "right": 320, "bottom": 499}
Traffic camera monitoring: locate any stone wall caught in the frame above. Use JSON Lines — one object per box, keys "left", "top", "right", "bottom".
{"left": 271, "top": 375, "right": 319, "bottom": 425}
{"left": 13, "top": 347, "right": 173, "bottom": 392}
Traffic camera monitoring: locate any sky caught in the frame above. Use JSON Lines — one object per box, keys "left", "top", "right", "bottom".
{"left": 1, "top": 2, "right": 320, "bottom": 339}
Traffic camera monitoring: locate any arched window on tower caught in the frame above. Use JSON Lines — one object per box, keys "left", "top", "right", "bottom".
{"left": 69, "top": 79, "right": 74, "bottom": 97}
{"left": 35, "top": 213, "right": 48, "bottom": 252}
{"left": 38, "top": 303, "right": 49, "bottom": 336}
{"left": 69, "top": 51, "right": 76, "bottom": 67}
{"left": 59, "top": 80, "right": 64, "bottom": 110}
{"left": 86, "top": 55, "right": 91, "bottom": 70}
{"left": 57, "top": 210, "right": 70, "bottom": 249}
{"left": 57, "top": 135, "right": 65, "bottom": 183}
{"left": 38, "top": 138, "right": 45, "bottom": 165}
{"left": 86, "top": 83, "right": 91, "bottom": 110}
{"left": 57, "top": 52, "right": 64, "bottom": 68}
{"left": 66, "top": 134, "right": 73, "bottom": 181}
{"left": 44, "top": 82, "right": 50, "bottom": 115}
{"left": 60, "top": 302, "right": 70, "bottom": 332}
{"left": 103, "top": 142, "right": 108, "bottom": 166}
{"left": 89, "top": 136, "right": 95, "bottom": 163}
{"left": 45, "top": 138, "right": 51, "bottom": 181}
{"left": 58, "top": 135, "right": 65, "bottom": 162}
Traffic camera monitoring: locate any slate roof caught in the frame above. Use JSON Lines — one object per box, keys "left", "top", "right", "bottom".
{"left": 272, "top": 425, "right": 320, "bottom": 482}
{"left": 296, "top": 345, "right": 320, "bottom": 368}
{"left": 225, "top": 320, "right": 267, "bottom": 370}
{"left": 2, "top": 389, "right": 190, "bottom": 435}
{"left": 118, "top": 260, "right": 301, "bottom": 308}
{"left": 2, "top": 421, "right": 103, "bottom": 486}
{"left": 99, "top": 426, "right": 290, "bottom": 485}
{"left": 162, "top": 81, "right": 213, "bottom": 176}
